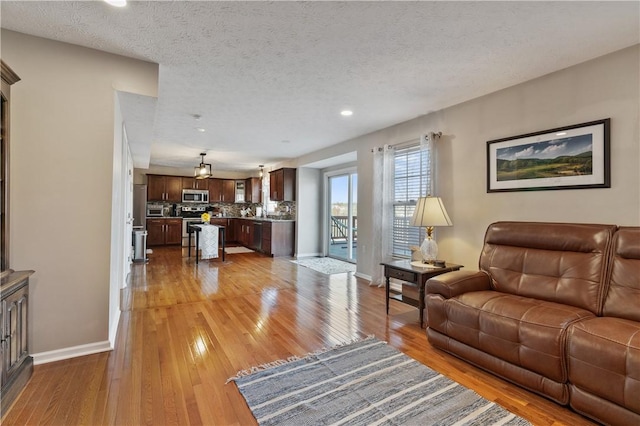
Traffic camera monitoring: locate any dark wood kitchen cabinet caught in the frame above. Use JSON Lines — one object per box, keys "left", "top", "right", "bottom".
{"left": 245, "top": 177, "right": 262, "bottom": 203}
{"left": 269, "top": 168, "right": 296, "bottom": 201}
{"left": 209, "top": 179, "right": 235, "bottom": 203}
{"left": 147, "top": 218, "right": 182, "bottom": 246}
{"left": 210, "top": 218, "right": 235, "bottom": 243}
{"left": 147, "top": 175, "right": 182, "bottom": 202}
{"left": 1, "top": 270, "right": 34, "bottom": 414}
{"left": 236, "top": 220, "right": 254, "bottom": 247}
{"left": 261, "top": 221, "right": 295, "bottom": 257}
{"left": 181, "top": 177, "right": 209, "bottom": 191}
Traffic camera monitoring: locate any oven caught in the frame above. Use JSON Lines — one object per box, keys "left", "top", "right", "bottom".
{"left": 182, "top": 218, "right": 203, "bottom": 247}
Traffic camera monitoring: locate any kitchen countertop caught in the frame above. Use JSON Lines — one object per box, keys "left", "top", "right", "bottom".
{"left": 150, "top": 216, "right": 295, "bottom": 222}
{"left": 217, "top": 216, "right": 295, "bottom": 222}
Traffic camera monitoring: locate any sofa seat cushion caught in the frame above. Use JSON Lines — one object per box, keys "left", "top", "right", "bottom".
{"left": 568, "top": 317, "right": 640, "bottom": 415}
{"left": 429, "top": 290, "right": 595, "bottom": 382}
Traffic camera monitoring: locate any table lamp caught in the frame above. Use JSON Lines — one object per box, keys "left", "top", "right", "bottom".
{"left": 410, "top": 196, "right": 452, "bottom": 264}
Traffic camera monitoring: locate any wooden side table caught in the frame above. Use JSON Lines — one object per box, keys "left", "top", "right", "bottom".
{"left": 381, "top": 259, "right": 462, "bottom": 328}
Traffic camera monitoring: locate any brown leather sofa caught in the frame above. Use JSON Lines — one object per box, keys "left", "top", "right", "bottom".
{"left": 425, "top": 222, "right": 640, "bottom": 425}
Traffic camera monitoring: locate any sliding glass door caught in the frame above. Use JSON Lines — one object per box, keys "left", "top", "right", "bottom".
{"left": 327, "top": 172, "right": 357, "bottom": 262}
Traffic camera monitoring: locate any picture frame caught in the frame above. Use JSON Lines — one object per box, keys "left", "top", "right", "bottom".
{"left": 486, "top": 118, "right": 610, "bottom": 193}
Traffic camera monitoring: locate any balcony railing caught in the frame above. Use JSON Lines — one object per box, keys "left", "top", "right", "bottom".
{"left": 330, "top": 216, "right": 357, "bottom": 243}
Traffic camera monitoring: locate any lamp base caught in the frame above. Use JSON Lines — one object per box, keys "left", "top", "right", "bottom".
{"left": 420, "top": 236, "right": 438, "bottom": 264}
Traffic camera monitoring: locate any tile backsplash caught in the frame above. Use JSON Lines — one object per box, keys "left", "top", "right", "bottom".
{"left": 152, "top": 201, "right": 296, "bottom": 218}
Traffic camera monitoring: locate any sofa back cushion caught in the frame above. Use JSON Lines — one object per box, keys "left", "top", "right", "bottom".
{"left": 480, "top": 222, "right": 616, "bottom": 313}
{"left": 602, "top": 227, "right": 640, "bottom": 321}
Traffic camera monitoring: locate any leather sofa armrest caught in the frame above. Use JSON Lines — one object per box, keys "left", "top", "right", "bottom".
{"left": 426, "top": 270, "right": 491, "bottom": 299}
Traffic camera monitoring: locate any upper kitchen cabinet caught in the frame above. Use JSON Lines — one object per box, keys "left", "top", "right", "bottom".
{"left": 147, "top": 175, "right": 182, "bottom": 202}
{"left": 269, "top": 168, "right": 296, "bottom": 201}
{"left": 182, "top": 177, "right": 209, "bottom": 190}
{"left": 209, "top": 178, "right": 236, "bottom": 203}
{"left": 245, "top": 177, "right": 262, "bottom": 203}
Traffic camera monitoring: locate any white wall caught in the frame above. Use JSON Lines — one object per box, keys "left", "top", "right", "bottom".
{"left": 2, "top": 30, "right": 158, "bottom": 357}
{"left": 295, "top": 167, "right": 323, "bottom": 257}
{"left": 295, "top": 45, "right": 640, "bottom": 278}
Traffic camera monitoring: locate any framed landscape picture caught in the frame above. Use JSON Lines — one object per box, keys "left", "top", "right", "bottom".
{"left": 486, "top": 119, "right": 610, "bottom": 192}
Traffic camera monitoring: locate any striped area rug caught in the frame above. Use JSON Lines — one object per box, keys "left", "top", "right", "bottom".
{"left": 228, "top": 337, "right": 530, "bottom": 425}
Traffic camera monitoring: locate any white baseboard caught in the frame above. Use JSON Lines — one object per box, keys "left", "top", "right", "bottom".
{"left": 355, "top": 272, "right": 372, "bottom": 282}
{"left": 32, "top": 340, "right": 113, "bottom": 365}
{"left": 109, "top": 309, "right": 121, "bottom": 348}
{"left": 295, "top": 252, "right": 323, "bottom": 259}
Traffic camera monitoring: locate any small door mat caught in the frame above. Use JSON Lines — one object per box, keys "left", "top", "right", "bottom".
{"left": 292, "top": 257, "right": 356, "bottom": 275}
{"left": 225, "top": 246, "right": 255, "bottom": 254}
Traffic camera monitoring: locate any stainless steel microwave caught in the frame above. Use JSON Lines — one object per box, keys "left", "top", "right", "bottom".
{"left": 182, "top": 189, "right": 209, "bottom": 203}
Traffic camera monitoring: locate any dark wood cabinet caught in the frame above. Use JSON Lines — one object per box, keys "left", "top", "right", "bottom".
{"left": 262, "top": 222, "right": 272, "bottom": 256}
{"left": 146, "top": 219, "right": 165, "bottom": 246}
{"left": 182, "top": 177, "right": 208, "bottom": 191}
{"left": 147, "top": 175, "right": 182, "bottom": 202}
{"left": 226, "top": 219, "right": 236, "bottom": 242}
{"left": 262, "top": 221, "right": 295, "bottom": 257}
{"left": 147, "top": 175, "right": 163, "bottom": 201}
{"left": 209, "top": 179, "right": 236, "bottom": 203}
{"left": 147, "top": 219, "right": 181, "bottom": 246}
{"left": 237, "top": 220, "right": 253, "bottom": 247}
{"left": 211, "top": 218, "right": 236, "bottom": 242}
{"left": 245, "top": 177, "right": 262, "bottom": 203}
{"left": 165, "top": 177, "right": 182, "bottom": 202}
{"left": 1, "top": 270, "right": 34, "bottom": 414}
{"left": 165, "top": 219, "right": 182, "bottom": 245}
{"left": 269, "top": 168, "right": 296, "bottom": 201}
{"left": 234, "top": 219, "right": 294, "bottom": 257}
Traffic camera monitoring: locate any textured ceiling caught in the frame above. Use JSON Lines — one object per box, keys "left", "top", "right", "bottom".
{"left": 1, "top": 1, "right": 638, "bottom": 171}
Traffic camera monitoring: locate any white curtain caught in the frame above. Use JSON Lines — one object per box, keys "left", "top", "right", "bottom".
{"left": 370, "top": 145, "right": 394, "bottom": 287}
{"left": 420, "top": 132, "right": 436, "bottom": 197}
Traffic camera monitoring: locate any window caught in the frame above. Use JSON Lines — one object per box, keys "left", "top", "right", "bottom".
{"left": 391, "top": 143, "right": 431, "bottom": 258}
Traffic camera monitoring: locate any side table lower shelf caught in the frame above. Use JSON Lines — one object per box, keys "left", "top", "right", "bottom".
{"left": 381, "top": 259, "right": 462, "bottom": 328}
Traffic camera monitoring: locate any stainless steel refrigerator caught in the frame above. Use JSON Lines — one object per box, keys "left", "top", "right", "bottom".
{"left": 133, "top": 184, "right": 147, "bottom": 228}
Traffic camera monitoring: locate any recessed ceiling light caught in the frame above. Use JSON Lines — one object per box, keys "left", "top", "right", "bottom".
{"left": 556, "top": 132, "right": 567, "bottom": 136}
{"left": 104, "top": 0, "right": 127, "bottom": 7}
{"left": 195, "top": 127, "right": 206, "bottom": 132}
{"left": 193, "top": 114, "right": 202, "bottom": 120}
{"left": 341, "top": 110, "right": 353, "bottom": 116}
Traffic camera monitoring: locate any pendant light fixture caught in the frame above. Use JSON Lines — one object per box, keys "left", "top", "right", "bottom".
{"left": 194, "top": 153, "right": 212, "bottom": 179}
{"left": 259, "top": 164, "right": 265, "bottom": 178}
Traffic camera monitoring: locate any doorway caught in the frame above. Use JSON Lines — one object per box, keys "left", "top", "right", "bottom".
{"left": 327, "top": 171, "right": 357, "bottom": 262}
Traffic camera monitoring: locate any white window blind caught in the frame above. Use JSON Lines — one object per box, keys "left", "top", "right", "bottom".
{"left": 392, "top": 143, "right": 431, "bottom": 258}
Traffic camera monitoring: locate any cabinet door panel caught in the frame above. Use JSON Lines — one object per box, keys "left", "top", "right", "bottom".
{"left": 268, "top": 168, "right": 295, "bottom": 201}
{"left": 147, "top": 175, "right": 165, "bottom": 201}
{"left": 146, "top": 220, "right": 165, "bottom": 246}
{"left": 165, "top": 176, "right": 183, "bottom": 202}
{"left": 222, "top": 180, "right": 235, "bottom": 202}
{"left": 194, "top": 179, "right": 209, "bottom": 190}
{"left": 165, "top": 220, "right": 182, "bottom": 245}
{"left": 4, "top": 288, "right": 28, "bottom": 376}
{"left": 209, "top": 179, "right": 222, "bottom": 202}
{"left": 226, "top": 219, "right": 236, "bottom": 242}
{"left": 182, "top": 177, "right": 195, "bottom": 190}
{"left": 245, "top": 177, "right": 262, "bottom": 203}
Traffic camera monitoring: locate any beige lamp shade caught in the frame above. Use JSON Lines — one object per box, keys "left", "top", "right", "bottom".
{"left": 410, "top": 196, "right": 452, "bottom": 263}
{"left": 410, "top": 196, "right": 452, "bottom": 228}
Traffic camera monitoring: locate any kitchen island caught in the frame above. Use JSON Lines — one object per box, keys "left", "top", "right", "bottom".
{"left": 232, "top": 217, "right": 295, "bottom": 257}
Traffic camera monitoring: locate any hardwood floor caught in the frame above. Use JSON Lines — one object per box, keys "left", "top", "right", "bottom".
{"left": 3, "top": 246, "right": 596, "bottom": 425}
